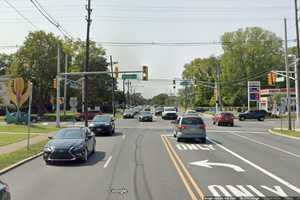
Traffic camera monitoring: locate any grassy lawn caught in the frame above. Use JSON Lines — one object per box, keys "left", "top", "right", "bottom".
{"left": 0, "top": 140, "right": 47, "bottom": 170}
{"left": 0, "top": 133, "right": 37, "bottom": 147}
{"left": 0, "top": 124, "right": 61, "bottom": 134}
{"left": 273, "top": 129, "right": 300, "bottom": 138}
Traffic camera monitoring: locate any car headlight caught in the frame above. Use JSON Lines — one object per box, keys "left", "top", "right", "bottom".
{"left": 44, "top": 146, "right": 55, "bottom": 152}
{"left": 89, "top": 123, "right": 95, "bottom": 127}
{"left": 105, "top": 123, "right": 111, "bottom": 126}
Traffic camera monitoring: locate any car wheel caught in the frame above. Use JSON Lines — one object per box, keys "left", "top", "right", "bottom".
{"left": 82, "top": 148, "right": 88, "bottom": 162}
{"left": 45, "top": 160, "right": 52, "bottom": 165}
{"left": 202, "top": 138, "right": 206, "bottom": 143}
{"left": 230, "top": 123, "right": 234, "bottom": 127}
{"left": 177, "top": 138, "right": 182, "bottom": 142}
{"left": 92, "top": 144, "right": 95, "bottom": 154}
{"left": 112, "top": 128, "right": 115, "bottom": 134}
{"left": 217, "top": 122, "right": 220, "bottom": 126}
{"left": 258, "top": 116, "right": 265, "bottom": 121}
{"left": 213, "top": 121, "right": 216, "bottom": 125}
{"left": 239, "top": 117, "right": 245, "bottom": 121}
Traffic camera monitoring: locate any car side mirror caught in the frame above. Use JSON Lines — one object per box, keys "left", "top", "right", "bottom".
{"left": 48, "top": 136, "right": 53, "bottom": 140}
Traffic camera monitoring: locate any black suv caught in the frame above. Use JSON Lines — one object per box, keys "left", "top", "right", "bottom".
{"left": 238, "top": 110, "right": 267, "bottom": 121}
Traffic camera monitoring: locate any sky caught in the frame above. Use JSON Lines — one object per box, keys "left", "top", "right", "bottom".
{"left": 0, "top": 0, "right": 297, "bottom": 98}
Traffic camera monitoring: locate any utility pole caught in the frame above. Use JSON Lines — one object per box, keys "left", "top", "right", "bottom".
{"left": 63, "top": 54, "right": 68, "bottom": 118}
{"left": 127, "top": 80, "right": 130, "bottom": 106}
{"left": 123, "top": 79, "right": 126, "bottom": 111}
{"left": 215, "top": 62, "right": 221, "bottom": 113}
{"left": 56, "top": 46, "right": 61, "bottom": 128}
{"left": 295, "top": 0, "right": 300, "bottom": 125}
{"left": 84, "top": 0, "right": 92, "bottom": 127}
{"left": 110, "top": 55, "right": 115, "bottom": 117}
{"left": 284, "top": 18, "right": 292, "bottom": 130}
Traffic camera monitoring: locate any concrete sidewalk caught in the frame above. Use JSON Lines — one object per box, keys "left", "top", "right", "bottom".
{"left": 0, "top": 132, "right": 54, "bottom": 155}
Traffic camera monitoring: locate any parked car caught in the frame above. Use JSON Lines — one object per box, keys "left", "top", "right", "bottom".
{"left": 123, "top": 109, "right": 136, "bottom": 118}
{"left": 238, "top": 110, "right": 267, "bottom": 121}
{"left": 0, "top": 181, "right": 10, "bottom": 200}
{"left": 185, "top": 110, "right": 198, "bottom": 116}
{"left": 43, "top": 128, "right": 96, "bottom": 164}
{"left": 138, "top": 111, "right": 153, "bottom": 122}
{"left": 213, "top": 112, "right": 234, "bottom": 126}
{"left": 75, "top": 110, "right": 102, "bottom": 121}
{"left": 195, "top": 107, "right": 209, "bottom": 113}
{"left": 89, "top": 115, "right": 115, "bottom": 135}
{"left": 173, "top": 115, "right": 206, "bottom": 143}
{"left": 155, "top": 107, "right": 164, "bottom": 116}
{"left": 162, "top": 107, "right": 177, "bottom": 120}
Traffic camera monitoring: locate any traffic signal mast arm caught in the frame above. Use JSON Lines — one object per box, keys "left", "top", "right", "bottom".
{"left": 271, "top": 70, "right": 295, "bottom": 80}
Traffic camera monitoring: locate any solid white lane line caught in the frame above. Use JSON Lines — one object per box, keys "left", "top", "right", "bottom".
{"left": 229, "top": 132, "right": 300, "bottom": 158}
{"left": 103, "top": 156, "right": 112, "bottom": 168}
{"left": 207, "top": 130, "right": 266, "bottom": 134}
{"left": 207, "top": 138, "right": 300, "bottom": 195}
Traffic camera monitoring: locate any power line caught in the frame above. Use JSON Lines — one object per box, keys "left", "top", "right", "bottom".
{"left": 3, "top": 0, "right": 39, "bottom": 29}
{"left": 30, "top": 0, "right": 72, "bottom": 39}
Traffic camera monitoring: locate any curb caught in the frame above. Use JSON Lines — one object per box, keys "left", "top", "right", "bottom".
{"left": 0, "top": 152, "right": 43, "bottom": 175}
{"left": 268, "top": 129, "right": 300, "bottom": 141}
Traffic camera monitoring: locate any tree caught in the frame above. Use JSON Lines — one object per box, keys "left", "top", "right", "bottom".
{"left": 181, "top": 57, "right": 217, "bottom": 107}
{"left": 220, "top": 27, "right": 283, "bottom": 106}
{"left": 8, "top": 31, "right": 62, "bottom": 115}
{"left": 151, "top": 93, "right": 175, "bottom": 106}
{"left": 0, "top": 53, "right": 13, "bottom": 75}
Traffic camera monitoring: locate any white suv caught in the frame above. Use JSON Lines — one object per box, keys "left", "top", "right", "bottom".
{"left": 162, "top": 107, "right": 177, "bottom": 120}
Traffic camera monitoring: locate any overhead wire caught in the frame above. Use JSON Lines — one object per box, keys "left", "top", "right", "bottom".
{"left": 30, "top": 0, "right": 72, "bottom": 39}
{"left": 2, "top": 0, "right": 39, "bottom": 29}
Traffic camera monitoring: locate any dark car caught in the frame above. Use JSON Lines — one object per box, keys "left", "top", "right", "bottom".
{"left": 0, "top": 181, "right": 10, "bottom": 200}
{"left": 138, "top": 111, "right": 153, "bottom": 122}
{"left": 89, "top": 115, "right": 115, "bottom": 135}
{"left": 123, "top": 109, "right": 135, "bottom": 119}
{"left": 155, "top": 107, "right": 164, "bottom": 116}
{"left": 238, "top": 110, "right": 266, "bottom": 121}
{"left": 213, "top": 112, "right": 234, "bottom": 126}
{"left": 195, "top": 107, "right": 209, "bottom": 113}
{"left": 75, "top": 110, "right": 102, "bottom": 121}
{"left": 43, "top": 128, "right": 96, "bottom": 164}
{"left": 5, "top": 112, "right": 40, "bottom": 124}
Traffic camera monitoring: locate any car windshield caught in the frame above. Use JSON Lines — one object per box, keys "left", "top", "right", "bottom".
{"left": 165, "top": 108, "right": 175, "bottom": 111}
{"left": 54, "top": 129, "right": 84, "bottom": 139}
{"left": 141, "top": 111, "right": 151, "bottom": 115}
{"left": 93, "top": 115, "right": 111, "bottom": 122}
{"left": 181, "top": 117, "right": 204, "bottom": 125}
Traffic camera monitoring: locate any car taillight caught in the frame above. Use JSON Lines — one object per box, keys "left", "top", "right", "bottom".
{"left": 4, "top": 183, "right": 9, "bottom": 193}
{"left": 199, "top": 124, "right": 206, "bottom": 129}
{"left": 179, "top": 125, "right": 187, "bottom": 130}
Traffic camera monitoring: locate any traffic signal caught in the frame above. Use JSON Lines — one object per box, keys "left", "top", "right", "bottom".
{"left": 142, "top": 66, "right": 148, "bottom": 81}
{"left": 53, "top": 78, "right": 57, "bottom": 89}
{"left": 114, "top": 66, "right": 119, "bottom": 79}
{"left": 173, "top": 79, "right": 176, "bottom": 85}
{"left": 267, "top": 72, "right": 276, "bottom": 85}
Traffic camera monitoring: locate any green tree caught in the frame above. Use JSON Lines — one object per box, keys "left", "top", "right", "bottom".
{"left": 0, "top": 53, "right": 13, "bottom": 75}
{"left": 151, "top": 93, "right": 175, "bottom": 106}
{"left": 220, "top": 27, "right": 283, "bottom": 106}
{"left": 8, "top": 31, "right": 62, "bottom": 115}
{"left": 181, "top": 57, "right": 217, "bottom": 107}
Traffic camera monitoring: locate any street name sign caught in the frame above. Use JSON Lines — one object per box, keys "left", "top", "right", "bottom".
{"left": 122, "top": 74, "right": 137, "bottom": 80}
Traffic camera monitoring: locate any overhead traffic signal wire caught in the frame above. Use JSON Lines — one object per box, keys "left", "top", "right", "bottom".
{"left": 3, "top": 0, "right": 39, "bottom": 29}
{"left": 30, "top": 0, "right": 72, "bottom": 39}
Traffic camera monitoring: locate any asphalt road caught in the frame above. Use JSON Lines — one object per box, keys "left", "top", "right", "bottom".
{"left": 1, "top": 115, "right": 300, "bottom": 200}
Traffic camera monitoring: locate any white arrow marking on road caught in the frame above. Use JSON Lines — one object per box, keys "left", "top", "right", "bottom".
{"left": 190, "top": 160, "right": 245, "bottom": 172}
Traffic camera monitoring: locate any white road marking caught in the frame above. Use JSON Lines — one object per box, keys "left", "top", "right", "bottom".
{"left": 122, "top": 134, "right": 126, "bottom": 140}
{"left": 208, "top": 138, "right": 300, "bottom": 195}
{"left": 261, "top": 185, "right": 288, "bottom": 197}
{"left": 103, "top": 155, "right": 112, "bottom": 168}
{"left": 207, "top": 130, "right": 266, "bottom": 134}
{"left": 190, "top": 160, "right": 245, "bottom": 172}
{"left": 208, "top": 185, "right": 288, "bottom": 197}
{"left": 176, "top": 144, "right": 215, "bottom": 151}
{"left": 229, "top": 132, "right": 300, "bottom": 158}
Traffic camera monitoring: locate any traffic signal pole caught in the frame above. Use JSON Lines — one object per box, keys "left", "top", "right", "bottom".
{"left": 56, "top": 46, "right": 61, "bottom": 128}
{"left": 110, "top": 55, "right": 116, "bottom": 117}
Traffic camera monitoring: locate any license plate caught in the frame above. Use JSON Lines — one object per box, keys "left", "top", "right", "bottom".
{"left": 190, "top": 128, "right": 197, "bottom": 131}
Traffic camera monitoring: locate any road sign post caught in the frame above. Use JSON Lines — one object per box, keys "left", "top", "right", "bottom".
{"left": 248, "top": 81, "right": 261, "bottom": 111}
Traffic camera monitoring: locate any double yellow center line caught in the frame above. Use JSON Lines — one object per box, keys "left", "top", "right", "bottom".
{"left": 161, "top": 135, "right": 205, "bottom": 200}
